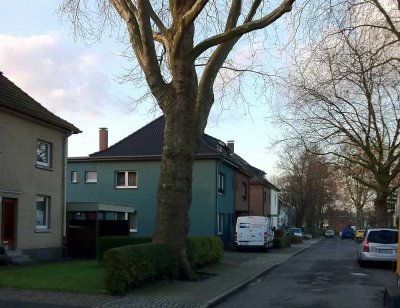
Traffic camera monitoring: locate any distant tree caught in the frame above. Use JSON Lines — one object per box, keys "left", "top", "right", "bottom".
{"left": 59, "top": 0, "right": 297, "bottom": 278}
{"left": 275, "top": 0, "right": 400, "bottom": 226}
{"left": 276, "top": 145, "right": 336, "bottom": 235}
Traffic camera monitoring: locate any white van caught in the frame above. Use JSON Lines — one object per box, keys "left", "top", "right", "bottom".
{"left": 235, "top": 216, "right": 274, "bottom": 251}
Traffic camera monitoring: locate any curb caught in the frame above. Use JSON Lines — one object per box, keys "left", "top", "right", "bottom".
{"left": 206, "top": 239, "right": 321, "bottom": 307}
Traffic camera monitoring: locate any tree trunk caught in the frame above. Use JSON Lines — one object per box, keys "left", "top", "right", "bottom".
{"left": 152, "top": 109, "right": 202, "bottom": 279}
{"left": 374, "top": 188, "right": 390, "bottom": 227}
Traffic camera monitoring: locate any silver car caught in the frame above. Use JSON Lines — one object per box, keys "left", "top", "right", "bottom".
{"left": 357, "top": 228, "right": 398, "bottom": 266}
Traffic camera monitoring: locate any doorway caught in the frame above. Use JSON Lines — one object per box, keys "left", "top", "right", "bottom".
{"left": 2, "top": 198, "right": 17, "bottom": 249}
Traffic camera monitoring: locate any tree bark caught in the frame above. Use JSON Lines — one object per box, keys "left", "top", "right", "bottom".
{"left": 153, "top": 106, "right": 205, "bottom": 278}
{"left": 374, "top": 188, "right": 390, "bottom": 227}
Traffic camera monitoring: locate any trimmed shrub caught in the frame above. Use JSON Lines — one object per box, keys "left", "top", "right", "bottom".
{"left": 102, "top": 236, "right": 223, "bottom": 294}
{"left": 97, "top": 236, "right": 152, "bottom": 261}
{"left": 273, "top": 231, "right": 290, "bottom": 248}
{"left": 187, "top": 236, "right": 224, "bottom": 268}
{"left": 103, "top": 243, "right": 167, "bottom": 295}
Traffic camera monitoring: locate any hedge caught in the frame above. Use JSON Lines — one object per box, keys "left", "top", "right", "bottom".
{"left": 102, "top": 236, "right": 224, "bottom": 294}
{"left": 187, "top": 236, "right": 224, "bottom": 268}
{"left": 97, "top": 236, "right": 152, "bottom": 261}
{"left": 103, "top": 243, "right": 166, "bottom": 294}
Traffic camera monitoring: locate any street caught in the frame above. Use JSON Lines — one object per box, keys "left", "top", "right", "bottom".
{"left": 217, "top": 237, "right": 396, "bottom": 308}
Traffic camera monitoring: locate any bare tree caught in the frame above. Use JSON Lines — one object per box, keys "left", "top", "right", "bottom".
{"left": 275, "top": 1, "right": 400, "bottom": 227}
{"left": 276, "top": 145, "right": 336, "bottom": 235}
{"left": 336, "top": 164, "right": 373, "bottom": 228}
{"left": 59, "top": 0, "right": 296, "bottom": 278}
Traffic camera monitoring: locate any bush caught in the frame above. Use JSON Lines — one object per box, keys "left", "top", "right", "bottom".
{"left": 102, "top": 236, "right": 223, "bottom": 294}
{"left": 97, "top": 236, "right": 152, "bottom": 261}
{"left": 273, "top": 231, "right": 290, "bottom": 248}
{"left": 187, "top": 236, "right": 224, "bottom": 268}
{"left": 103, "top": 243, "right": 167, "bottom": 295}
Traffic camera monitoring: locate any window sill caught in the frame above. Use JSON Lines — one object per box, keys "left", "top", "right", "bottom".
{"left": 84, "top": 182, "right": 97, "bottom": 184}
{"left": 116, "top": 186, "right": 138, "bottom": 189}
{"left": 36, "top": 165, "right": 53, "bottom": 171}
{"left": 35, "top": 229, "right": 51, "bottom": 233}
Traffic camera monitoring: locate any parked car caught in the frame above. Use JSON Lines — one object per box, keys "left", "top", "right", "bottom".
{"left": 341, "top": 226, "right": 355, "bottom": 240}
{"left": 290, "top": 228, "right": 303, "bottom": 237}
{"left": 355, "top": 229, "right": 365, "bottom": 242}
{"left": 235, "top": 216, "right": 274, "bottom": 251}
{"left": 324, "top": 229, "right": 335, "bottom": 238}
{"left": 357, "top": 228, "right": 398, "bottom": 267}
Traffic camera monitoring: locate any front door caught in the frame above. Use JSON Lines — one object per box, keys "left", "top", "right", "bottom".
{"left": 2, "top": 198, "right": 17, "bottom": 249}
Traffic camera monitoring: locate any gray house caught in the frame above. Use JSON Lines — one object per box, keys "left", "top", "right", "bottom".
{"left": 0, "top": 72, "right": 80, "bottom": 261}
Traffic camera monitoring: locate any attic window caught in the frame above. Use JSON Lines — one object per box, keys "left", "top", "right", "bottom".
{"left": 36, "top": 140, "right": 52, "bottom": 168}
{"left": 217, "top": 141, "right": 225, "bottom": 152}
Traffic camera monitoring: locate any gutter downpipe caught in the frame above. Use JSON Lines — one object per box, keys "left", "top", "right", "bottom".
{"left": 216, "top": 160, "right": 219, "bottom": 237}
{"left": 62, "top": 131, "right": 72, "bottom": 258}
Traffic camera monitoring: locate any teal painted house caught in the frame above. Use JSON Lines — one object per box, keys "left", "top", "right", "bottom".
{"left": 66, "top": 117, "right": 251, "bottom": 253}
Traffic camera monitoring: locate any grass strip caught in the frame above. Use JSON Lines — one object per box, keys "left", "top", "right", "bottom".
{"left": 0, "top": 260, "right": 107, "bottom": 294}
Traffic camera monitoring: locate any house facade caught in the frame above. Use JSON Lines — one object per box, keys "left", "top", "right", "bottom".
{"left": 0, "top": 72, "right": 80, "bottom": 261}
{"left": 66, "top": 117, "right": 243, "bottom": 252}
{"left": 248, "top": 167, "right": 280, "bottom": 229}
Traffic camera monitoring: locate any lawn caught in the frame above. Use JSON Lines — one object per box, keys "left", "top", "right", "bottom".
{"left": 0, "top": 260, "right": 107, "bottom": 294}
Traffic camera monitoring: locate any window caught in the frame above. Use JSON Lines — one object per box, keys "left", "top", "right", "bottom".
{"left": 116, "top": 171, "right": 137, "bottom": 188}
{"left": 242, "top": 182, "right": 248, "bottom": 200}
{"left": 71, "top": 171, "right": 78, "bottom": 183}
{"left": 127, "top": 212, "right": 138, "bottom": 233}
{"left": 218, "top": 172, "right": 225, "bottom": 194}
{"left": 36, "top": 196, "right": 50, "bottom": 230}
{"left": 217, "top": 213, "right": 224, "bottom": 234}
{"left": 36, "top": 140, "right": 51, "bottom": 167}
{"left": 85, "top": 171, "right": 97, "bottom": 183}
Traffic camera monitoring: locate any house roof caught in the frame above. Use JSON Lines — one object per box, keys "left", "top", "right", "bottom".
{"left": 84, "top": 115, "right": 279, "bottom": 190}
{"left": 89, "top": 116, "right": 223, "bottom": 158}
{"left": 0, "top": 72, "right": 81, "bottom": 134}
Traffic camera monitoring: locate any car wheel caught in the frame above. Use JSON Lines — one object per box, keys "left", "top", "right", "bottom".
{"left": 358, "top": 257, "right": 367, "bottom": 268}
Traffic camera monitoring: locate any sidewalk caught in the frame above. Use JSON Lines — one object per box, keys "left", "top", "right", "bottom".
{"left": 0, "top": 239, "right": 320, "bottom": 307}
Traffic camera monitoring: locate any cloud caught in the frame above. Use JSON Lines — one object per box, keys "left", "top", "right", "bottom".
{"left": 0, "top": 33, "right": 121, "bottom": 122}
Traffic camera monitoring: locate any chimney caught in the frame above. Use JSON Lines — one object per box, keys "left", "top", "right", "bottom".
{"left": 99, "top": 128, "right": 108, "bottom": 151}
{"left": 227, "top": 140, "right": 234, "bottom": 154}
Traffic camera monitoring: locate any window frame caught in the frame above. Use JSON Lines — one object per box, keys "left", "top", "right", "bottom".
{"left": 241, "top": 182, "right": 248, "bottom": 200}
{"left": 126, "top": 212, "right": 138, "bottom": 233}
{"left": 217, "top": 213, "right": 224, "bottom": 235}
{"left": 36, "top": 140, "right": 52, "bottom": 168}
{"left": 218, "top": 172, "right": 225, "bottom": 195}
{"left": 85, "top": 171, "right": 97, "bottom": 183}
{"left": 115, "top": 171, "right": 138, "bottom": 189}
{"left": 36, "top": 195, "right": 50, "bottom": 231}
{"left": 71, "top": 171, "right": 78, "bottom": 183}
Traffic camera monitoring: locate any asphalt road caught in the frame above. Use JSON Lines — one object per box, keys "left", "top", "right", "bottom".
{"left": 217, "top": 236, "right": 397, "bottom": 308}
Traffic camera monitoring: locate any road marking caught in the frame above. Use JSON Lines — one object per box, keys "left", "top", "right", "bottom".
{"left": 350, "top": 272, "right": 368, "bottom": 276}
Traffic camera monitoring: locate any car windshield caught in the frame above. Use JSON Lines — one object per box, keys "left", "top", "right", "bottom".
{"left": 367, "top": 230, "right": 398, "bottom": 244}
{"left": 291, "top": 228, "right": 301, "bottom": 233}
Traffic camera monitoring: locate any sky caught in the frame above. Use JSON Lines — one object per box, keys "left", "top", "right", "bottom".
{"left": 0, "top": 1, "right": 281, "bottom": 178}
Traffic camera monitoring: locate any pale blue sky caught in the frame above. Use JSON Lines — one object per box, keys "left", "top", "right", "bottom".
{"left": 0, "top": 1, "right": 280, "bottom": 177}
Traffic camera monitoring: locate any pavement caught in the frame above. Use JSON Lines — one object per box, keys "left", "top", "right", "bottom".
{"left": 0, "top": 239, "right": 320, "bottom": 308}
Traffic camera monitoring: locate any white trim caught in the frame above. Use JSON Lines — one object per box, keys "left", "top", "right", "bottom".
{"left": 115, "top": 171, "right": 138, "bottom": 188}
